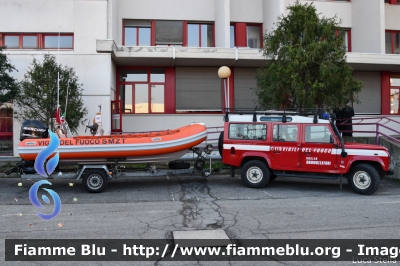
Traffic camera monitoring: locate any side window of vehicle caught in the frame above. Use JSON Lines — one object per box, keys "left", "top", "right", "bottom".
{"left": 273, "top": 124, "right": 298, "bottom": 142}
{"left": 228, "top": 123, "right": 266, "bottom": 140}
{"left": 305, "top": 125, "right": 331, "bottom": 143}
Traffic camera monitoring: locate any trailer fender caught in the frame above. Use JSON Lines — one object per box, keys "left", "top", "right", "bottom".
{"left": 76, "top": 165, "right": 112, "bottom": 180}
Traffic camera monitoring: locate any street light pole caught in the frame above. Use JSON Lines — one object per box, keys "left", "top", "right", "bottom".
{"left": 218, "top": 66, "right": 232, "bottom": 111}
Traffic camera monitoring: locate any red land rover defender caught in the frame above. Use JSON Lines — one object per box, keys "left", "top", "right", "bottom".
{"left": 218, "top": 109, "right": 393, "bottom": 195}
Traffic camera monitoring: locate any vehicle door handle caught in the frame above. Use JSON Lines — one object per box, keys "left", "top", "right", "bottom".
{"left": 273, "top": 151, "right": 280, "bottom": 154}
{"left": 304, "top": 152, "right": 311, "bottom": 156}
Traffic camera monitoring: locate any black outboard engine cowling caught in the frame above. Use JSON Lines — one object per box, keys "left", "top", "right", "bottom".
{"left": 20, "top": 120, "right": 49, "bottom": 141}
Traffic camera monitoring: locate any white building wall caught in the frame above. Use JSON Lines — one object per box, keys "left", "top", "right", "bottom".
{"left": 108, "top": 0, "right": 119, "bottom": 41}
{"left": 303, "top": 1, "right": 352, "bottom": 28}
{"left": 352, "top": 0, "right": 385, "bottom": 54}
{"left": 0, "top": 0, "right": 75, "bottom": 32}
{"left": 230, "top": 0, "right": 263, "bottom": 23}
{"left": 73, "top": 0, "right": 108, "bottom": 53}
{"left": 263, "top": 0, "right": 285, "bottom": 33}
{"left": 215, "top": 0, "right": 230, "bottom": 48}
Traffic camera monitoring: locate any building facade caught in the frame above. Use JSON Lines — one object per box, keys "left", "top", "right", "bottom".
{"left": 0, "top": 0, "right": 400, "bottom": 156}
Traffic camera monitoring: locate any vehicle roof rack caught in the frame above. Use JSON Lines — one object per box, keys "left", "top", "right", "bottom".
{"left": 223, "top": 108, "right": 327, "bottom": 123}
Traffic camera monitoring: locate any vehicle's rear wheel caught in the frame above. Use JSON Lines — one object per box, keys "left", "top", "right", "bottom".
{"left": 347, "top": 164, "right": 380, "bottom": 195}
{"left": 241, "top": 160, "right": 270, "bottom": 188}
{"left": 82, "top": 169, "right": 108, "bottom": 193}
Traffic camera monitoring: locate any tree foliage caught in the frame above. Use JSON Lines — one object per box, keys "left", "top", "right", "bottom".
{"left": 0, "top": 46, "right": 19, "bottom": 104}
{"left": 14, "top": 54, "right": 87, "bottom": 133}
{"left": 254, "top": 1, "right": 363, "bottom": 110}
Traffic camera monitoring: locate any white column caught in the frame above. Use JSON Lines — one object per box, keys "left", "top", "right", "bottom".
{"left": 214, "top": 0, "right": 230, "bottom": 48}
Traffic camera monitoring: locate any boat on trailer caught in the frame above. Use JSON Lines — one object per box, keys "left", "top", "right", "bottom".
{"left": 6, "top": 120, "right": 212, "bottom": 193}
{"left": 17, "top": 120, "right": 208, "bottom": 165}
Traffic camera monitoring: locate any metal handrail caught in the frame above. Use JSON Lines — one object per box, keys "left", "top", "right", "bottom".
{"left": 335, "top": 116, "right": 400, "bottom": 145}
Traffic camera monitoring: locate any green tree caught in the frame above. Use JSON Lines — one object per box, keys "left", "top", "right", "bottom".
{"left": 0, "top": 46, "right": 19, "bottom": 104}
{"left": 255, "top": 1, "right": 363, "bottom": 110}
{"left": 14, "top": 54, "right": 87, "bottom": 133}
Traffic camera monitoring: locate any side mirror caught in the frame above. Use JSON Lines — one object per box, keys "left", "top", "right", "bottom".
{"left": 341, "top": 151, "right": 347, "bottom": 158}
{"left": 330, "top": 135, "right": 334, "bottom": 144}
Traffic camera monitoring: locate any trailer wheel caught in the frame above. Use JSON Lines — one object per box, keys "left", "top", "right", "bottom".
{"left": 194, "top": 159, "right": 205, "bottom": 170}
{"left": 241, "top": 160, "right": 270, "bottom": 188}
{"left": 82, "top": 169, "right": 108, "bottom": 193}
{"left": 347, "top": 163, "right": 380, "bottom": 195}
{"left": 202, "top": 169, "right": 211, "bottom": 177}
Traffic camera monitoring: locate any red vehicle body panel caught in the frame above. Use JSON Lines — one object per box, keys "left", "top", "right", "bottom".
{"left": 222, "top": 121, "right": 391, "bottom": 175}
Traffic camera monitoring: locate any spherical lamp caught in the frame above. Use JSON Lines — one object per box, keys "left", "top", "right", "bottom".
{"left": 218, "top": 66, "right": 231, "bottom": 79}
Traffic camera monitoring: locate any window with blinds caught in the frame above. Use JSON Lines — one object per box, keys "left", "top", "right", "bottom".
{"left": 155, "top": 20, "right": 183, "bottom": 46}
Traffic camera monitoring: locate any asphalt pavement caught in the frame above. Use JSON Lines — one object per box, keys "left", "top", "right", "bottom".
{"left": 1, "top": 173, "right": 400, "bottom": 266}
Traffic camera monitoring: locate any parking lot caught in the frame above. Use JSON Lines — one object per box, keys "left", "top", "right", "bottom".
{"left": 1, "top": 173, "right": 400, "bottom": 265}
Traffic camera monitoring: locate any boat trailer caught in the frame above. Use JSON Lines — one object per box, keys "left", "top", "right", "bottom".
{"left": 5, "top": 145, "right": 215, "bottom": 193}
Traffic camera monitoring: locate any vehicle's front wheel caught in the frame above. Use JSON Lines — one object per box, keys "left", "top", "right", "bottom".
{"left": 347, "top": 164, "right": 380, "bottom": 195}
{"left": 82, "top": 169, "right": 108, "bottom": 193}
{"left": 241, "top": 160, "right": 270, "bottom": 188}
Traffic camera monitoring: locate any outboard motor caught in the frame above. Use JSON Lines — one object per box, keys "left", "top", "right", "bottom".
{"left": 20, "top": 120, "right": 49, "bottom": 141}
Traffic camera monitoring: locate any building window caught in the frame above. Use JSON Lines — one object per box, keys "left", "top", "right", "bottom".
{"left": 247, "top": 25, "right": 261, "bottom": 48}
{"left": 119, "top": 68, "right": 165, "bottom": 113}
{"left": 385, "top": 31, "right": 400, "bottom": 54}
{"left": 385, "top": 0, "right": 400, "bottom": 4}
{"left": 390, "top": 78, "right": 400, "bottom": 114}
{"left": 3, "top": 35, "right": 19, "bottom": 48}
{"left": 336, "top": 29, "right": 351, "bottom": 52}
{"left": 187, "top": 23, "right": 213, "bottom": 47}
{"left": 123, "top": 20, "right": 151, "bottom": 46}
{"left": 3, "top": 34, "right": 37, "bottom": 49}
{"left": 1, "top": 33, "right": 73, "bottom": 49}
{"left": 230, "top": 25, "right": 235, "bottom": 48}
{"left": 231, "top": 23, "right": 262, "bottom": 48}
{"left": 155, "top": 20, "right": 183, "bottom": 46}
{"left": 43, "top": 34, "right": 73, "bottom": 49}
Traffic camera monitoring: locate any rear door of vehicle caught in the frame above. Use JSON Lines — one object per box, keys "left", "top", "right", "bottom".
{"left": 269, "top": 123, "right": 300, "bottom": 169}
{"left": 300, "top": 124, "right": 338, "bottom": 172}
{"left": 223, "top": 122, "right": 267, "bottom": 166}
